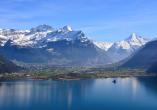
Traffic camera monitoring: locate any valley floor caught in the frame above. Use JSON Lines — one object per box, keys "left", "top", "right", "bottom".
{"left": 0, "top": 68, "right": 156, "bottom": 80}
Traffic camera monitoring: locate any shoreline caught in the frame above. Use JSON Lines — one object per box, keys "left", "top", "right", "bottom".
{"left": 0, "top": 72, "right": 156, "bottom": 81}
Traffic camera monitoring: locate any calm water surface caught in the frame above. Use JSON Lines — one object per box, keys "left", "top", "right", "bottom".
{"left": 0, "top": 77, "right": 157, "bottom": 110}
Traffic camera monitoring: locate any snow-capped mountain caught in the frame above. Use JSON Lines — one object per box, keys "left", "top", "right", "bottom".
{"left": 95, "top": 33, "right": 148, "bottom": 51}
{"left": 0, "top": 25, "right": 90, "bottom": 47}
{"left": 0, "top": 28, "right": 29, "bottom": 46}
{"left": 109, "top": 33, "right": 148, "bottom": 51}
{"left": 94, "top": 42, "right": 113, "bottom": 51}
{"left": 107, "top": 33, "right": 149, "bottom": 62}
{"left": 94, "top": 33, "right": 149, "bottom": 62}
{"left": 0, "top": 25, "right": 150, "bottom": 65}
{"left": 0, "top": 25, "right": 111, "bottom": 66}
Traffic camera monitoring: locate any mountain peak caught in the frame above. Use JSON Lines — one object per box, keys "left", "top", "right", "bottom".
{"left": 30, "top": 24, "right": 54, "bottom": 32}
{"left": 131, "top": 33, "right": 137, "bottom": 37}
{"left": 63, "top": 25, "right": 73, "bottom": 32}
{"left": 121, "top": 33, "right": 149, "bottom": 50}
{"left": 126, "top": 33, "right": 148, "bottom": 44}
{"left": 127, "top": 33, "right": 139, "bottom": 40}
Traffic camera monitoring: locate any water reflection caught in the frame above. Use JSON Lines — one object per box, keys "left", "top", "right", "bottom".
{"left": 0, "top": 80, "right": 95, "bottom": 110}
{"left": 137, "top": 77, "right": 157, "bottom": 97}
{"left": 0, "top": 78, "right": 157, "bottom": 110}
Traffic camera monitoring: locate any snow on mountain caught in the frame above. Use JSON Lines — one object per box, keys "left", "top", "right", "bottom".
{"left": 30, "top": 24, "right": 54, "bottom": 33}
{"left": 94, "top": 33, "right": 148, "bottom": 53}
{"left": 0, "top": 25, "right": 90, "bottom": 47}
{"left": 125, "top": 33, "right": 148, "bottom": 48}
{"left": 110, "top": 33, "right": 149, "bottom": 52}
{"left": 94, "top": 42, "right": 113, "bottom": 51}
{"left": 43, "top": 28, "right": 88, "bottom": 43}
{"left": 0, "top": 25, "right": 150, "bottom": 64}
{"left": 0, "top": 29, "right": 30, "bottom": 46}
{"left": 94, "top": 33, "right": 149, "bottom": 63}
{"left": 0, "top": 25, "right": 148, "bottom": 52}
{"left": 106, "top": 33, "right": 149, "bottom": 62}
{"left": 62, "top": 25, "right": 73, "bottom": 32}
{"left": 0, "top": 25, "right": 112, "bottom": 65}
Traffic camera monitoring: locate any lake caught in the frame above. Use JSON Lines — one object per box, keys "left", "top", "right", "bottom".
{"left": 0, "top": 77, "right": 157, "bottom": 110}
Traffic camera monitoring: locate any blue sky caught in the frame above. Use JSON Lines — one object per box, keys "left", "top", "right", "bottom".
{"left": 0, "top": 0, "right": 157, "bottom": 42}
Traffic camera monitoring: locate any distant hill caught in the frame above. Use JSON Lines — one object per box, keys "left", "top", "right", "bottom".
{"left": 121, "top": 40, "right": 157, "bottom": 68}
{"left": 0, "top": 55, "right": 18, "bottom": 73}
{"left": 147, "top": 62, "right": 157, "bottom": 73}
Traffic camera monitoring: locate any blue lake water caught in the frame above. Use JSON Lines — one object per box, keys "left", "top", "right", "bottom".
{"left": 0, "top": 77, "right": 157, "bottom": 110}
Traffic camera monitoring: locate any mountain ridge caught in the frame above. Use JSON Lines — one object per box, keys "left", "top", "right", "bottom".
{"left": 95, "top": 33, "right": 149, "bottom": 62}
{"left": 0, "top": 25, "right": 150, "bottom": 65}
{"left": 0, "top": 25, "right": 112, "bottom": 66}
